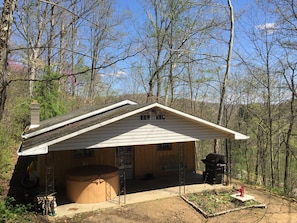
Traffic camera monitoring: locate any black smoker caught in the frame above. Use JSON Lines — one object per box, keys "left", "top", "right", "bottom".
{"left": 202, "top": 153, "right": 226, "bottom": 184}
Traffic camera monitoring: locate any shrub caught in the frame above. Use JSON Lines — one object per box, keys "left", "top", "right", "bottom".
{"left": 0, "top": 197, "right": 32, "bottom": 223}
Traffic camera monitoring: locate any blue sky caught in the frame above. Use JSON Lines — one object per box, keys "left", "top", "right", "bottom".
{"left": 114, "top": 0, "right": 272, "bottom": 33}
{"left": 111, "top": 0, "right": 277, "bottom": 97}
{"left": 0, "top": 0, "right": 276, "bottom": 96}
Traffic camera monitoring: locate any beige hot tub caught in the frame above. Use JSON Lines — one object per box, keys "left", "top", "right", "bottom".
{"left": 66, "top": 165, "right": 119, "bottom": 204}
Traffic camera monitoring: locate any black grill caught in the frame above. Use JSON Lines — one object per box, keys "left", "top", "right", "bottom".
{"left": 202, "top": 153, "right": 225, "bottom": 184}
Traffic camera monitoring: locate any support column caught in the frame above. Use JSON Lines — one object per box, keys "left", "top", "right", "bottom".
{"left": 179, "top": 143, "right": 185, "bottom": 194}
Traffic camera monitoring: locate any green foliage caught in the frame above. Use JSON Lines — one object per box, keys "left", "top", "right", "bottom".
{"left": 0, "top": 97, "right": 32, "bottom": 183}
{"left": 33, "top": 68, "right": 66, "bottom": 120}
{"left": 186, "top": 190, "right": 262, "bottom": 215}
{"left": 0, "top": 197, "right": 32, "bottom": 223}
{"left": 267, "top": 186, "right": 286, "bottom": 197}
{"left": 0, "top": 125, "right": 15, "bottom": 182}
{"left": 9, "top": 98, "right": 31, "bottom": 134}
{"left": 188, "top": 191, "right": 221, "bottom": 213}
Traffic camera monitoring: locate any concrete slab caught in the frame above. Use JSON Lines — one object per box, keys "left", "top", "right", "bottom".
{"left": 230, "top": 193, "right": 255, "bottom": 202}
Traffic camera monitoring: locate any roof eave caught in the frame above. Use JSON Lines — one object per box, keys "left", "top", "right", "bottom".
{"left": 17, "top": 143, "right": 48, "bottom": 156}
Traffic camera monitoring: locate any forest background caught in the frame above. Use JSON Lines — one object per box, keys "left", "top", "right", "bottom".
{"left": 0, "top": 0, "right": 297, "bottom": 215}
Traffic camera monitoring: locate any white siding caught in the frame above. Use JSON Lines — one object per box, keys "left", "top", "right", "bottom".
{"left": 50, "top": 111, "right": 231, "bottom": 151}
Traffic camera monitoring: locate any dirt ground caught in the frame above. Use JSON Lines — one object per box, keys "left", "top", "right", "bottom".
{"left": 50, "top": 184, "right": 297, "bottom": 223}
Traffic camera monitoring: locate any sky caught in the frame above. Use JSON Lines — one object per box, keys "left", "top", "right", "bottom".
{"left": 116, "top": 0, "right": 274, "bottom": 37}
{"left": 114, "top": 0, "right": 256, "bottom": 28}
{"left": 115, "top": 0, "right": 258, "bottom": 21}
{"left": 111, "top": 0, "right": 283, "bottom": 103}
{"left": 0, "top": 0, "right": 276, "bottom": 97}
{"left": 112, "top": 0, "right": 266, "bottom": 91}
{"left": 113, "top": 0, "right": 271, "bottom": 56}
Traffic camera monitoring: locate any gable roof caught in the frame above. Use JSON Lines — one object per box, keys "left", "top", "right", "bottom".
{"left": 18, "top": 100, "right": 249, "bottom": 156}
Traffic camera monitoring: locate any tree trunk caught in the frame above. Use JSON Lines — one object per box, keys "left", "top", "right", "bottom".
{"left": 89, "top": 32, "right": 99, "bottom": 103}
{"left": 265, "top": 51, "right": 275, "bottom": 187}
{"left": 283, "top": 64, "right": 296, "bottom": 194}
{"left": 58, "top": 21, "right": 66, "bottom": 90}
{"left": 0, "top": 0, "right": 17, "bottom": 120}
{"left": 48, "top": 4, "right": 55, "bottom": 67}
{"left": 214, "top": 0, "right": 234, "bottom": 153}
{"left": 71, "top": 0, "right": 77, "bottom": 97}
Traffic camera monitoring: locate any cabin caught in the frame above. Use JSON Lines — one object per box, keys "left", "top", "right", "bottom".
{"left": 18, "top": 100, "right": 249, "bottom": 204}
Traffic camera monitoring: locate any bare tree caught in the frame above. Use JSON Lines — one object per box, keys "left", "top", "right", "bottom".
{"left": 88, "top": 0, "right": 119, "bottom": 102}
{"left": 270, "top": 0, "right": 297, "bottom": 195}
{"left": 0, "top": 0, "right": 16, "bottom": 120}
{"left": 15, "top": 0, "right": 52, "bottom": 97}
{"left": 140, "top": 0, "right": 219, "bottom": 104}
{"left": 214, "top": 0, "right": 234, "bottom": 153}
{"left": 278, "top": 57, "right": 297, "bottom": 194}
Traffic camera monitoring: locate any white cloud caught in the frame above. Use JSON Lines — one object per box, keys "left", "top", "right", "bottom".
{"left": 111, "top": 71, "right": 127, "bottom": 77}
{"left": 100, "top": 70, "right": 127, "bottom": 78}
{"left": 255, "top": 23, "right": 277, "bottom": 35}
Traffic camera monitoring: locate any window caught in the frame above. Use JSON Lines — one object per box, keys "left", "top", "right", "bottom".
{"left": 74, "top": 149, "right": 94, "bottom": 158}
{"left": 156, "top": 114, "right": 165, "bottom": 120}
{"left": 116, "top": 146, "right": 133, "bottom": 169}
{"left": 140, "top": 114, "right": 150, "bottom": 120}
{"left": 157, "top": 143, "right": 172, "bottom": 151}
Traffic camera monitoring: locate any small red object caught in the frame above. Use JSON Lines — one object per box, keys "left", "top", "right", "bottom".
{"left": 238, "top": 185, "right": 245, "bottom": 197}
